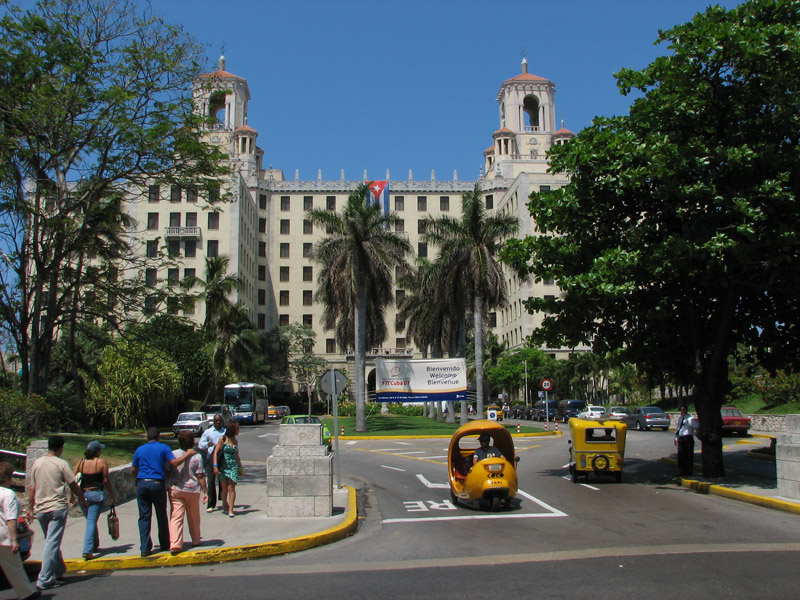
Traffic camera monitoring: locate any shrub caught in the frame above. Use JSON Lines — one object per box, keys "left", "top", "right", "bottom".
{"left": 0, "top": 390, "right": 54, "bottom": 451}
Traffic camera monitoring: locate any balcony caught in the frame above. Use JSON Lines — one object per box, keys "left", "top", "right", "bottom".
{"left": 164, "top": 226, "right": 201, "bottom": 239}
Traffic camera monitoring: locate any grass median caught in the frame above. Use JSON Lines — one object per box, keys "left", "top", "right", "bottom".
{"left": 319, "top": 414, "right": 547, "bottom": 437}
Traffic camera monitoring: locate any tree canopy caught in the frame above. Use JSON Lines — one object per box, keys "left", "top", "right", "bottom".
{"left": 501, "top": 0, "right": 800, "bottom": 476}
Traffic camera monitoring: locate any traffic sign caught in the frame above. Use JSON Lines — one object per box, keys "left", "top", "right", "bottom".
{"left": 321, "top": 369, "right": 347, "bottom": 396}
{"left": 541, "top": 378, "right": 553, "bottom": 391}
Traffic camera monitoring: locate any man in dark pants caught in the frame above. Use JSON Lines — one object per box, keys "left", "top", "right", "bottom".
{"left": 198, "top": 415, "right": 226, "bottom": 512}
{"left": 674, "top": 405, "right": 698, "bottom": 477}
{"left": 131, "top": 427, "right": 195, "bottom": 557}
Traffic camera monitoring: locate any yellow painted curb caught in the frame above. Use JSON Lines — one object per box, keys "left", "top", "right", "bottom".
{"left": 58, "top": 486, "right": 358, "bottom": 572}
{"left": 339, "top": 430, "right": 561, "bottom": 441}
{"left": 680, "top": 478, "right": 800, "bottom": 515}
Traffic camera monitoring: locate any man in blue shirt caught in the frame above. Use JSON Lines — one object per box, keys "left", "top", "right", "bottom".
{"left": 132, "top": 427, "right": 195, "bottom": 557}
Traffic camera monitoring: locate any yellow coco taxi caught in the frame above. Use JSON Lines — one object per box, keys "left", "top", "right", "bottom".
{"left": 568, "top": 418, "right": 627, "bottom": 483}
{"left": 448, "top": 420, "right": 518, "bottom": 511}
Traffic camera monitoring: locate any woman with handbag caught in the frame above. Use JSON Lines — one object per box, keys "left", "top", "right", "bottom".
{"left": 74, "top": 441, "right": 115, "bottom": 560}
{"left": 0, "top": 461, "right": 40, "bottom": 600}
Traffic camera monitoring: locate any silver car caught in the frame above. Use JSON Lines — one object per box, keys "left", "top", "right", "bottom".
{"left": 172, "top": 411, "right": 212, "bottom": 437}
{"left": 626, "top": 406, "right": 670, "bottom": 431}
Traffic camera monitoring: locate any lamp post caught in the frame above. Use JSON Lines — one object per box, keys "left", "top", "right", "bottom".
{"left": 524, "top": 360, "right": 529, "bottom": 407}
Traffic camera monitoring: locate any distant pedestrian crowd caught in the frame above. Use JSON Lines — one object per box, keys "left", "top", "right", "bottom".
{"left": 0, "top": 417, "right": 243, "bottom": 598}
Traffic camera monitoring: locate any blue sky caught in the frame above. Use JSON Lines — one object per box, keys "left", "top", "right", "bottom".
{"left": 158, "top": 1, "right": 742, "bottom": 182}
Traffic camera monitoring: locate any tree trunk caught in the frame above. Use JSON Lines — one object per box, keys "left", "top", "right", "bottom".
{"left": 445, "top": 400, "right": 455, "bottom": 423}
{"left": 460, "top": 400, "right": 468, "bottom": 425}
{"left": 354, "top": 274, "right": 367, "bottom": 432}
{"left": 474, "top": 293, "right": 485, "bottom": 417}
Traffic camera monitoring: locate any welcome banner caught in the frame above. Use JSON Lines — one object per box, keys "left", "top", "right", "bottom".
{"left": 375, "top": 358, "right": 467, "bottom": 403}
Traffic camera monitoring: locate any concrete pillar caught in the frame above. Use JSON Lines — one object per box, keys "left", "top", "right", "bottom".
{"left": 777, "top": 415, "right": 800, "bottom": 499}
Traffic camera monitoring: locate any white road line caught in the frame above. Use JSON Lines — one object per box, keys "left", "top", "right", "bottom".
{"left": 393, "top": 441, "right": 413, "bottom": 446}
{"left": 515, "top": 489, "right": 568, "bottom": 516}
{"left": 384, "top": 512, "right": 565, "bottom": 523}
{"left": 416, "top": 474, "right": 449, "bottom": 489}
{"left": 420, "top": 455, "right": 447, "bottom": 459}
{"left": 346, "top": 441, "right": 358, "bottom": 445}
{"left": 559, "top": 475, "right": 600, "bottom": 490}
{"left": 382, "top": 465, "right": 406, "bottom": 472}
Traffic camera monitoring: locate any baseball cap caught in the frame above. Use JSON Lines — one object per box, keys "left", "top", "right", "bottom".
{"left": 87, "top": 440, "right": 105, "bottom": 452}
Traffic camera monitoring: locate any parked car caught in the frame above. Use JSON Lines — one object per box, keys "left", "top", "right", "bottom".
{"left": 625, "top": 406, "right": 670, "bottom": 430}
{"left": 509, "top": 405, "right": 526, "bottom": 419}
{"left": 276, "top": 405, "right": 291, "bottom": 418}
{"left": 201, "top": 404, "right": 234, "bottom": 421}
{"left": 578, "top": 405, "right": 606, "bottom": 419}
{"left": 280, "top": 415, "right": 332, "bottom": 448}
{"left": 535, "top": 400, "right": 557, "bottom": 421}
{"left": 721, "top": 406, "right": 751, "bottom": 436}
{"left": 556, "top": 399, "right": 587, "bottom": 422}
{"left": 172, "top": 412, "right": 212, "bottom": 437}
{"left": 607, "top": 406, "right": 631, "bottom": 420}
{"left": 267, "top": 405, "right": 280, "bottom": 420}
{"left": 485, "top": 404, "right": 504, "bottom": 421}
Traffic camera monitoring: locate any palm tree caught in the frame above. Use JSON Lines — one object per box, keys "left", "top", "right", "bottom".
{"left": 424, "top": 183, "right": 519, "bottom": 417}
{"left": 309, "top": 184, "right": 411, "bottom": 432}
{"left": 209, "top": 302, "right": 262, "bottom": 382}
{"left": 184, "top": 255, "right": 242, "bottom": 330}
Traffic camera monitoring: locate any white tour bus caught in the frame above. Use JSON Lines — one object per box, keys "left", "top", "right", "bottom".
{"left": 224, "top": 382, "right": 269, "bottom": 424}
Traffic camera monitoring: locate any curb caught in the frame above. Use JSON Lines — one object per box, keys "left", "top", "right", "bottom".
{"left": 679, "top": 478, "right": 800, "bottom": 516}
{"left": 26, "top": 486, "right": 358, "bottom": 573}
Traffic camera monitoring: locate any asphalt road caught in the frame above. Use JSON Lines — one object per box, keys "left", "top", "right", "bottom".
{"left": 6, "top": 422, "right": 799, "bottom": 599}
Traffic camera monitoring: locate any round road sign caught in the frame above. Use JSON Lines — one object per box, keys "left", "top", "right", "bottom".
{"left": 541, "top": 378, "right": 553, "bottom": 391}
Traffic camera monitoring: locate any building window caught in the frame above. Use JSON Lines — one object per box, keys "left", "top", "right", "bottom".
{"left": 167, "top": 268, "right": 179, "bottom": 287}
{"left": 440, "top": 196, "right": 449, "bottom": 211}
{"left": 209, "top": 187, "right": 220, "bottom": 203}
{"left": 486, "top": 194, "right": 493, "bottom": 210}
{"left": 539, "top": 185, "right": 551, "bottom": 192}
{"left": 303, "top": 290, "right": 312, "bottom": 306}
{"left": 186, "top": 212, "right": 197, "bottom": 227}
{"left": 396, "top": 289, "right": 405, "bottom": 304}
{"left": 259, "top": 241, "right": 267, "bottom": 257}
{"left": 396, "top": 338, "right": 406, "bottom": 349}
{"left": 326, "top": 338, "right": 336, "bottom": 353}
{"left": 304, "top": 196, "right": 313, "bottom": 211}
{"left": 303, "top": 243, "right": 312, "bottom": 258}
{"left": 186, "top": 187, "right": 197, "bottom": 203}
{"left": 146, "top": 240, "right": 158, "bottom": 258}
{"left": 259, "top": 217, "right": 267, "bottom": 233}
{"left": 258, "top": 289, "right": 266, "bottom": 305}
{"left": 184, "top": 240, "right": 196, "bottom": 258}
{"left": 183, "top": 268, "right": 195, "bottom": 281}
{"left": 208, "top": 212, "right": 220, "bottom": 230}
{"left": 280, "top": 196, "right": 290, "bottom": 211}
{"left": 279, "top": 314, "right": 289, "bottom": 326}
{"left": 395, "top": 219, "right": 404, "bottom": 232}
{"left": 280, "top": 219, "right": 290, "bottom": 235}
{"left": 148, "top": 185, "right": 160, "bottom": 203}
{"left": 417, "top": 219, "right": 427, "bottom": 234}
{"left": 418, "top": 242, "right": 427, "bottom": 258}
{"left": 258, "top": 265, "right": 266, "bottom": 281}
{"left": 259, "top": 194, "right": 267, "bottom": 210}
{"left": 280, "top": 243, "right": 289, "bottom": 258}
{"left": 168, "top": 240, "right": 180, "bottom": 257}
{"left": 147, "top": 213, "right": 159, "bottom": 230}
{"left": 303, "top": 219, "right": 313, "bottom": 234}
{"left": 257, "top": 313, "right": 266, "bottom": 329}
{"left": 207, "top": 240, "right": 218, "bottom": 257}
{"left": 544, "top": 278, "right": 555, "bottom": 285}
{"left": 303, "top": 314, "right": 313, "bottom": 327}
{"left": 170, "top": 212, "right": 181, "bottom": 227}
{"left": 279, "top": 290, "right": 289, "bottom": 306}
{"left": 325, "top": 315, "right": 335, "bottom": 330}
{"left": 326, "top": 196, "right": 336, "bottom": 211}
{"left": 395, "top": 196, "right": 404, "bottom": 211}
{"left": 144, "top": 295, "right": 157, "bottom": 315}
{"left": 417, "top": 196, "right": 427, "bottom": 211}
{"left": 303, "top": 266, "right": 312, "bottom": 282}
{"left": 145, "top": 268, "right": 157, "bottom": 287}
{"left": 279, "top": 266, "right": 289, "bottom": 282}
{"left": 489, "top": 312, "right": 497, "bottom": 328}
{"left": 170, "top": 185, "right": 181, "bottom": 203}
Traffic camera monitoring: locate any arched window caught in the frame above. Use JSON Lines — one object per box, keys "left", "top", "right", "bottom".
{"left": 523, "top": 94, "right": 540, "bottom": 129}
{"left": 208, "top": 91, "right": 227, "bottom": 128}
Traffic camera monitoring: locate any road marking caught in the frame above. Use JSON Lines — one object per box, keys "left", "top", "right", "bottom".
{"left": 416, "top": 474, "right": 449, "bottom": 489}
{"left": 560, "top": 475, "right": 600, "bottom": 490}
{"left": 382, "top": 465, "right": 406, "bottom": 472}
{"left": 355, "top": 448, "right": 445, "bottom": 466}
{"left": 420, "top": 455, "right": 447, "bottom": 459}
{"left": 393, "top": 451, "right": 426, "bottom": 455}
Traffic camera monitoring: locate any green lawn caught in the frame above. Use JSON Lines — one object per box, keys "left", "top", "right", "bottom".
{"left": 55, "top": 431, "right": 179, "bottom": 469}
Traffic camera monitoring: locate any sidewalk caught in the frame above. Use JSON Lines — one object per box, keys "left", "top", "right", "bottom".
{"left": 26, "top": 461, "right": 356, "bottom": 573}
{"left": 663, "top": 435, "right": 800, "bottom": 515}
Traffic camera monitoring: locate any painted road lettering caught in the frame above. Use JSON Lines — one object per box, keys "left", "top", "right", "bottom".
{"left": 403, "top": 500, "right": 457, "bottom": 512}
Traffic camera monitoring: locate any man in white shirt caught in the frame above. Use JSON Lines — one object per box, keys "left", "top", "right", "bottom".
{"left": 674, "top": 405, "right": 699, "bottom": 477}
{"left": 198, "top": 415, "right": 226, "bottom": 512}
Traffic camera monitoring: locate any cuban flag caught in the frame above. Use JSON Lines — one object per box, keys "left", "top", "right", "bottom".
{"left": 367, "top": 180, "right": 390, "bottom": 215}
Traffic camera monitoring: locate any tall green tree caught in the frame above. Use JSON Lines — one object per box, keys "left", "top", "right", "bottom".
{"left": 0, "top": 0, "right": 228, "bottom": 397}
{"left": 424, "top": 183, "right": 519, "bottom": 417}
{"left": 501, "top": 0, "right": 800, "bottom": 477}
{"left": 310, "top": 184, "right": 411, "bottom": 432}
{"left": 279, "top": 322, "right": 329, "bottom": 417}
{"left": 184, "top": 255, "right": 243, "bottom": 331}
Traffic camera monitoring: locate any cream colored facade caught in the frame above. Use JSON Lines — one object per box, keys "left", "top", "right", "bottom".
{"left": 125, "top": 56, "right": 581, "bottom": 376}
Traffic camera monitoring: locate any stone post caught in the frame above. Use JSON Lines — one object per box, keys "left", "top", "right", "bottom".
{"left": 266, "top": 423, "right": 333, "bottom": 517}
{"left": 777, "top": 414, "right": 800, "bottom": 499}
{"left": 25, "top": 439, "right": 48, "bottom": 502}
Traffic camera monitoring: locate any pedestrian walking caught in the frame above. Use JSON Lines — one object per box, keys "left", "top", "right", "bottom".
{"left": 74, "top": 440, "right": 115, "bottom": 560}
{"left": 198, "top": 415, "right": 226, "bottom": 512}
{"left": 168, "top": 431, "right": 208, "bottom": 554}
{"left": 0, "top": 462, "right": 40, "bottom": 600}
{"left": 213, "top": 421, "right": 243, "bottom": 517}
{"left": 131, "top": 427, "right": 195, "bottom": 557}
{"left": 674, "top": 405, "right": 699, "bottom": 477}
{"left": 27, "top": 435, "right": 87, "bottom": 590}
